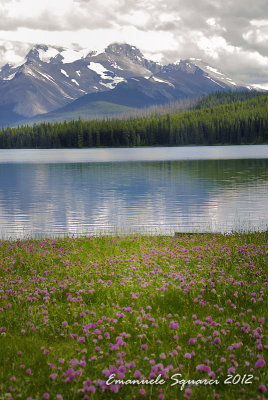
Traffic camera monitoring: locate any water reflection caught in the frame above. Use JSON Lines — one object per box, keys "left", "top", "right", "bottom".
{"left": 0, "top": 156, "right": 267, "bottom": 238}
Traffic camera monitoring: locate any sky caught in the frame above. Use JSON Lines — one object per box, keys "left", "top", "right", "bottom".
{"left": 0, "top": 0, "right": 267, "bottom": 87}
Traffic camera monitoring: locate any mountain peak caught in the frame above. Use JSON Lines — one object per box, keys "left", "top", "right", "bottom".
{"left": 105, "top": 43, "right": 144, "bottom": 60}
{"left": 26, "top": 45, "right": 63, "bottom": 63}
{"left": 0, "top": 42, "right": 253, "bottom": 125}
{"left": 24, "top": 44, "right": 94, "bottom": 65}
{"left": 26, "top": 47, "right": 40, "bottom": 61}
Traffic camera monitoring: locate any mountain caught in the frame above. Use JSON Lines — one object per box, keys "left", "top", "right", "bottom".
{"left": 0, "top": 43, "right": 255, "bottom": 126}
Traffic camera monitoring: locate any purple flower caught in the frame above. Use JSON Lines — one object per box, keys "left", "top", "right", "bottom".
{"left": 189, "top": 338, "right": 197, "bottom": 345}
{"left": 228, "top": 367, "right": 235, "bottom": 374}
{"left": 169, "top": 321, "right": 178, "bottom": 329}
{"left": 255, "top": 358, "right": 265, "bottom": 369}
{"left": 196, "top": 364, "right": 211, "bottom": 373}
{"left": 258, "top": 385, "right": 266, "bottom": 393}
{"left": 134, "top": 370, "right": 142, "bottom": 378}
{"left": 184, "top": 388, "right": 192, "bottom": 398}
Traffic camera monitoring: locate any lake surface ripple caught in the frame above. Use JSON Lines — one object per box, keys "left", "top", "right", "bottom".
{"left": 0, "top": 145, "right": 267, "bottom": 237}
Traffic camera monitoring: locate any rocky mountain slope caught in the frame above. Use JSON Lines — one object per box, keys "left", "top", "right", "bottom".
{"left": 0, "top": 43, "right": 254, "bottom": 126}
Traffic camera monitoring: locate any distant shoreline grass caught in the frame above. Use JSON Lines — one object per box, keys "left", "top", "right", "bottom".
{"left": 0, "top": 232, "right": 267, "bottom": 399}
{"left": 1, "top": 142, "right": 268, "bottom": 151}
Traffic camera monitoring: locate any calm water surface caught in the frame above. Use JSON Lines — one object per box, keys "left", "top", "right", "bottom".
{"left": 0, "top": 145, "right": 267, "bottom": 238}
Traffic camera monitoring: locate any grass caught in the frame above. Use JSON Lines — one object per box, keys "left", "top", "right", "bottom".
{"left": 0, "top": 232, "right": 267, "bottom": 400}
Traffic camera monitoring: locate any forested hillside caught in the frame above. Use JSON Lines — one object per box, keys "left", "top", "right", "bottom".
{"left": 0, "top": 93, "right": 267, "bottom": 148}
{"left": 193, "top": 90, "right": 266, "bottom": 109}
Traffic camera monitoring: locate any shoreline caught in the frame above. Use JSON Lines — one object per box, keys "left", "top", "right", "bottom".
{"left": 1, "top": 142, "right": 268, "bottom": 150}
{"left": 1, "top": 230, "right": 267, "bottom": 242}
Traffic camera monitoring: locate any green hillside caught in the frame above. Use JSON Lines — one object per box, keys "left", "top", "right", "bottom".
{"left": 193, "top": 90, "right": 267, "bottom": 109}
{"left": 1, "top": 92, "right": 267, "bottom": 148}
{"left": 13, "top": 101, "right": 136, "bottom": 126}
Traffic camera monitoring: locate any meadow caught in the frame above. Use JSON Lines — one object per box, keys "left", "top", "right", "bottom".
{"left": 0, "top": 232, "right": 267, "bottom": 400}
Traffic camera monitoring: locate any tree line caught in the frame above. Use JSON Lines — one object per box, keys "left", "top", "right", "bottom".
{"left": 0, "top": 92, "right": 267, "bottom": 148}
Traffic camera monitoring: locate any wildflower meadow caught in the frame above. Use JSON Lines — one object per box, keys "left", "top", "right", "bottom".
{"left": 0, "top": 232, "right": 267, "bottom": 400}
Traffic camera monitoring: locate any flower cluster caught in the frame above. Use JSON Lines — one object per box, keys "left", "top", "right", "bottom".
{"left": 0, "top": 233, "right": 266, "bottom": 399}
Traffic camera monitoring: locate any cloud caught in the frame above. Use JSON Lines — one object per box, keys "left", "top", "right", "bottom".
{"left": 0, "top": 40, "right": 30, "bottom": 65}
{"left": 243, "top": 20, "right": 268, "bottom": 52}
{"left": 0, "top": 0, "right": 267, "bottom": 84}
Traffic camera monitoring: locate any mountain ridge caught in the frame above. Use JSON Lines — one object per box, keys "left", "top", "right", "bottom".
{"left": 0, "top": 42, "right": 257, "bottom": 126}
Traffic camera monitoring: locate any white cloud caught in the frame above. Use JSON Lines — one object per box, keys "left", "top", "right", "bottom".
{"left": 243, "top": 24, "right": 268, "bottom": 45}
{"left": 0, "top": 0, "right": 267, "bottom": 84}
{"left": 252, "top": 83, "right": 268, "bottom": 90}
{"left": 250, "top": 19, "right": 268, "bottom": 27}
{"left": 1, "top": 0, "right": 74, "bottom": 18}
{"left": 196, "top": 34, "right": 236, "bottom": 59}
{"left": 206, "top": 17, "right": 226, "bottom": 31}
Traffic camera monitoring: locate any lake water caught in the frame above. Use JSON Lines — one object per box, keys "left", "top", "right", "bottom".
{"left": 0, "top": 145, "right": 267, "bottom": 238}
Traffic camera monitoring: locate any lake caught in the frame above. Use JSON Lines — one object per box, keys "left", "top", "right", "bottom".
{"left": 0, "top": 145, "right": 267, "bottom": 238}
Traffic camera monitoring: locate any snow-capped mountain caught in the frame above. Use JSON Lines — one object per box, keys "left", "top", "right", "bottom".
{"left": 0, "top": 43, "right": 253, "bottom": 125}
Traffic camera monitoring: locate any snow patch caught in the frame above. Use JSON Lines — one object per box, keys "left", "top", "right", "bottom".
{"left": 71, "top": 79, "right": 79, "bottom": 86}
{"left": 205, "top": 75, "right": 225, "bottom": 88}
{"left": 152, "top": 76, "right": 175, "bottom": 88}
{"left": 225, "top": 77, "right": 237, "bottom": 86}
{"left": 38, "top": 72, "right": 55, "bottom": 83}
{"left": 61, "top": 49, "right": 87, "bottom": 64}
{"left": 206, "top": 66, "right": 223, "bottom": 75}
{"left": 109, "top": 76, "right": 126, "bottom": 85}
{"left": 25, "top": 68, "right": 37, "bottom": 78}
{"left": 100, "top": 81, "right": 114, "bottom": 89}
{"left": 91, "top": 49, "right": 103, "bottom": 57}
{"left": 111, "top": 62, "right": 123, "bottom": 70}
{"left": 38, "top": 47, "right": 59, "bottom": 63}
{"left": 88, "top": 62, "right": 126, "bottom": 88}
{"left": 63, "top": 94, "right": 75, "bottom": 99}
{"left": 61, "top": 69, "right": 69, "bottom": 78}
{"left": 3, "top": 73, "right": 16, "bottom": 81}
{"left": 87, "top": 62, "right": 110, "bottom": 79}
{"left": 100, "top": 76, "right": 126, "bottom": 89}
{"left": 251, "top": 83, "right": 268, "bottom": 90}
{"left": 76, "top": 70, "right": 81, "bottom": 76}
